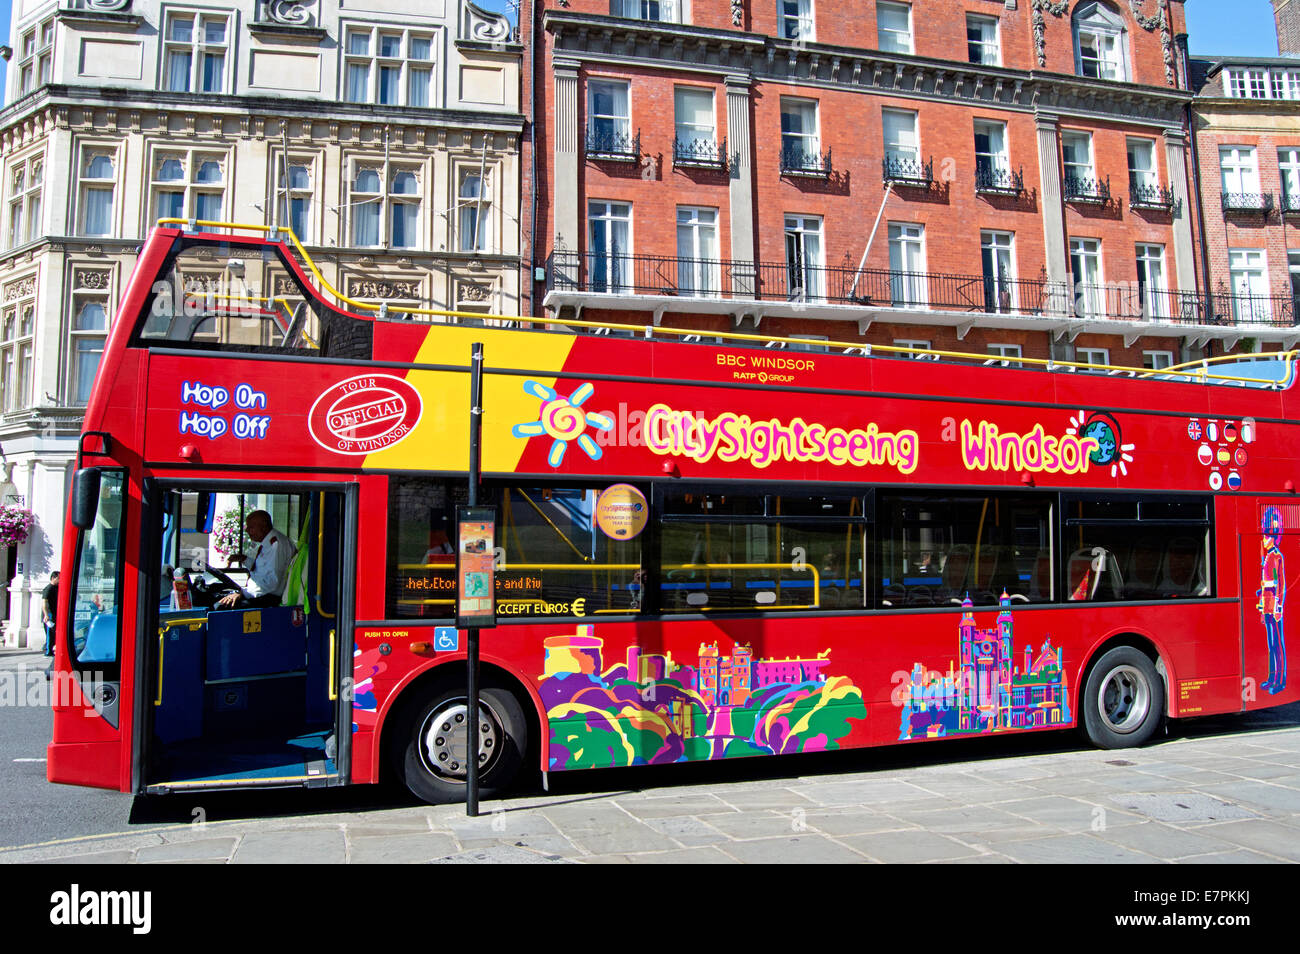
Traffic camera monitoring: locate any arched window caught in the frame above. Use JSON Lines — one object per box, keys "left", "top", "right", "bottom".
{"left": 1073, "top": 2, "right": 1128, "bottom": 81}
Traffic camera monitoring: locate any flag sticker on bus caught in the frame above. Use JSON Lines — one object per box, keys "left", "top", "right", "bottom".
{"left": 308, "top": 374, "right": 422, "bottom": 455}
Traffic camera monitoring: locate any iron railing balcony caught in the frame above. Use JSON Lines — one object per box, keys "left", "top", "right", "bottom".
{"left": 1129, "top": 182, "right": 1178, "bottom": 212}
{"left": 1221, "top": 192, "right": 1274, "bottom": 215}
{"left": 974, "top": 164, "right": 1025, "bottom": 196}
{"left": 883, "top": 154, "right": 935, "bottom": 186}
{"left": 1281, "top": 191, "right": 1300, "bottom": 214}
{"left": 780, "top": 143, "right": 832, "bottom": 178}
{"left": 1063, "top": 175, "right": 1112, "bottom": 204}
{"left": 585, "top": 127, "right": 642, "bottom": 162}
{"left": 673, "top": 136, "right": 727, "bottom": 170}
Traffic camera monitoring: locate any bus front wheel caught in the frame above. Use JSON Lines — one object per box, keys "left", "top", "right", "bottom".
{"left": 399, "top": 684, "right": 527, "bottom": 804}
{"left": 1081, "top": 646, "right": 1164, "bottom": 749}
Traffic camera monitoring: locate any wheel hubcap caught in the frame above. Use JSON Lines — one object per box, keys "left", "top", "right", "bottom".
{"left": 418, "top": 702, "right": 500, "bottom": 780}
{"left": 1098, "top": 665, "right": 1150, "bottom": 734}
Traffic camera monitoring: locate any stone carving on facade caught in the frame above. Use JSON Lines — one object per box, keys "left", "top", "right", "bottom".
{"left": 348, "top": 277, "right": 421, "bottom": 300}
{"left": 4, "top": 278, "right": 36, "bottom": 301}
{"left": 275, "top": 277, "right": 299, "bottom": 296}
{"left": 73, "top": 269, "right": 111, "bottom": 290}
{"left": 1127, "top": 0, "right": 1176, "bottom": 86}
{"left": 81, "top": 0, "right": 133, "bottom": 11}
{"left": 1031, "top": 0, "right": 1069, "bottom": 68}
{"left": 463, "top": 1, "right": 512, "bottom": 42}
{"left": 458, "top": 281, "right": 491, "bottom": 302}
{"left": 263, "top": 0, "right": 316, "bottom": 26}
{"left": 732, "top": 0, "right": 743, "bottom": 26}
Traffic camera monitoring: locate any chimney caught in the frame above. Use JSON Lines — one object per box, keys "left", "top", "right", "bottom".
{"left": 1273, "top": 0, "right": 1300, "bottom": 57}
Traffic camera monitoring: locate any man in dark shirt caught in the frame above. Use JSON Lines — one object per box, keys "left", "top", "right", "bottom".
{"left": 41, "top": 571, "right": 59, "bottom": 657}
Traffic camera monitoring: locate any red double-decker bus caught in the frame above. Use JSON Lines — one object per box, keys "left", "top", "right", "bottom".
{"left": 48, "top": 223, "right": 1299, "bottom": 803}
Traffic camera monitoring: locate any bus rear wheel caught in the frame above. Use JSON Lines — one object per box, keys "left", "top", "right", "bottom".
{"left": 399, "top": 684, "right": 527, "bottom": 805}
{"left": 1081, "top": 646, "right": 1164, "bottom": 749}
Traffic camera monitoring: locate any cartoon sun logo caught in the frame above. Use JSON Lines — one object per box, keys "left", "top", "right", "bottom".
{"left": 512, "top": 380, "right": 614, "bottom": 467}
{"left": 1067, "top": 410, "right": 1135, "bottom": 477}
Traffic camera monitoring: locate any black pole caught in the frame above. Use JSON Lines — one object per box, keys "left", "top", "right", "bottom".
{"left": 466, "top": 343, "right": 484, "bottom": 817}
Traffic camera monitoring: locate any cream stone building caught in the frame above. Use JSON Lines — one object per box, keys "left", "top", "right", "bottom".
{"left": 0, "top": 0, "right": 523, "bottom": 646}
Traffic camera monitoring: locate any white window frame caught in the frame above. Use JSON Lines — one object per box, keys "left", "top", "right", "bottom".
{"left": 1280, "top": 148, "right": 1300, "bottom": 211}
{"left": 1062, "top": 131, "right": 1095, "bottom": 188}
{"left": 1069, "top": 236, "right": 1103, "bottom": 318}
{"left": 888, "top": 222, "right": 927, "bottom": 308}
{"left": 1136, "top": 243, "right": 1166, "bottom": 318}
{"left": 347, "top": 157, "right": 425, "bottom": 251}
{"left": 0, "top": 281, "right": 35, "bottom": 413}
{"left": 273, "top": 152, "right": 317, "bottom": 244}
{"left": 610, "top": 0, "right": 681, "bottom": 23}
{"left": 1073, "top": 2, "right": 1128, "bottom": 81}
{"left": 780, "top": 98, "right": 822, "bottom": 171}
{"left": 1228, "top": 248, "right": 1271, "bottom": 323}
{"left": 894, "top": 338, "right": 935, "bottom": 359}
{"left": 966, "top": 14, "right": 999, "bottom": 66}
{"left": 588, "top": 200, "right": 633, "bottom": 294}
{"left": 1074, "top": 347, "right": 1109, "bottom": 370}
{"left": 987, "top": 343, "right": 1023, "bottom": 368}
{"left": 343, "top": 25, "right": 435, "bottom": 107}
{"left": 784, "top": 214, "right": 824, "bottom": 301}
{"left": 456, "top": 167, "right": 492, "bottom": 253}
{"left": 778, "top": 0, "right": 815, "bottom": 41}
{"left": 76, "top": 144, "right": 119, "bottom": 239}
{"left": 674, "top": 86, "right": 717, "bottom": 157}
{"left": 974, "top": 119, "right": 1010, "bottom": 182}
{"left": 882, "top": 109, "right": 919, "bottom": 165}
{"left": 676, "top": 206, "right": 720, "bottom": 297}
{"left": 981, "top": 230, "right": 1017, "bottom": 312}
{"left": 150, "top": 148, "right": 227, "bottom": 225}
{"left": 69, "top": 288, "right": 111, "bottom": 405}
{"left": 17, "top": 18, "right": 54, "bottom": 96}
{"left": 587, "top": 79, "right": 633, "bottom": 153}
{"left": 1142, "top": 350, "right": 1173, "bottom": 371}
{"left": 1219, "top": 145, "right": 1260, "bottom": 196}
{"left": 876, "top": 2, "right": 913, "bottom": 54}
{"left": 162, "top": 9, "right": 231, "bottom": 94}
{"left": 7, "top": 153, "right": 43, "bottom": 249}
{"left": 1126, "top": 138, "right": 1157, "bottom": 191}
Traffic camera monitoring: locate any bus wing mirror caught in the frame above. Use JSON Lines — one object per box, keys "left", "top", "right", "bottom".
{"left": 71, "top": 467, "right": 102, "bottom": 530}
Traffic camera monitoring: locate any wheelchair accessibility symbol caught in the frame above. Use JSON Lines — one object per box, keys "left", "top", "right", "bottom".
{"left": 434, "top": 627, "right": 460, "bottom": 652}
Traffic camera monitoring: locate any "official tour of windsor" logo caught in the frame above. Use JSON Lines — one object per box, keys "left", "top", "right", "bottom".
{"left": 308, "top": 374, "right": 423, "bottom": 455}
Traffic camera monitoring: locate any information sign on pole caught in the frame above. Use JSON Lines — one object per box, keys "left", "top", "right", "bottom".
{"left": 456, "top": 506, "right": 497, "bottom": 629}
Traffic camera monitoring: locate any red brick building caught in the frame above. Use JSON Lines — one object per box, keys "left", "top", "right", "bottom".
{"left": 521, "top": 0, "right": 1242, "bottom": 370}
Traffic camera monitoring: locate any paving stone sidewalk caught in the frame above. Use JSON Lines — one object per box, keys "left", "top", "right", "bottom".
{"left": 6, "top": 719, "right": 1300, "bottom": 863}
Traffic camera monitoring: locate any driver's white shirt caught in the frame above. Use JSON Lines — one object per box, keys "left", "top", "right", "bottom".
{"left": 244, "top": 528, "right": 295, "bottom": 599}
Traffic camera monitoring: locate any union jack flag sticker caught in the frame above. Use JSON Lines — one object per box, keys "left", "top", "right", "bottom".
{"left": 1187, "top": 420, "right": 1202, "bottom": 441}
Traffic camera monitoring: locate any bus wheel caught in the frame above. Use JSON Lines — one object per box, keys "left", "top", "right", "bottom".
{"left": 399, "top": 685, "right": 527, "bottom": 805}
{"left": 1081, "top": 647, "right": 1164, "bottom": 749}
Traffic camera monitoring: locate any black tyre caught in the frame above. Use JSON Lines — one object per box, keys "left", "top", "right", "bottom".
{"left": 398, "top": 684, "right": 528, "bottom": 804}
{"left": 1081, "top": 646, "right": 1164, "bottom": 749}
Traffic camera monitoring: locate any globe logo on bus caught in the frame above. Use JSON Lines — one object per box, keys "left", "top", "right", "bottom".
{"left": 308, "top": 373, "right": 422, "bottom": 455}
{"left": 1067, "top": 411, "right": 1136, "bottom": 477}
{"left": 513, "top": 380, "right": 614, "bottom": 467}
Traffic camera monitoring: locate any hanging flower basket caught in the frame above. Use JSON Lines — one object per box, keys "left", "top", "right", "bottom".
{"left": 211, "top": 507, "right": 249, "bottom": 561}
{"left": 0, "top": 505, "right": 34, "bottom": 548}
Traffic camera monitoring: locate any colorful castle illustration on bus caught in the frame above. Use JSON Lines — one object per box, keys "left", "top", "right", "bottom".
{"left": 898, "top": 593, "right": 1071, "bottom": 740}
{"left": 539, "top": 625, "right": 865, "bottom": 770}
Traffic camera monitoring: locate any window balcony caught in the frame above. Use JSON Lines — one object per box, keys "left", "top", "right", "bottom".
{"left": 585, "top": 128, "right": 642, "bottom": 162}
{"left": 673, "top": 137, "right": 727, "bottom": 171}
{"left": 1129, "top": 182, "right": 1178, "bottom": 212}
{"left": 780, "top": 143, "right": 832, "bottom": 178}
{"left": 974, "top": 165, "right": 1025, "bottom": 196}
{"left": 1221, "top": 192, "right": 1274, "bottom": 216}
{"left": 883, "top": 155, "right": 934, "bottom": 187}
{"left": 1280, "top": 191, "right": 1300, "bottom": 215}
{"left": 1063, "top": 175, "right": 1111, "bottom": 204}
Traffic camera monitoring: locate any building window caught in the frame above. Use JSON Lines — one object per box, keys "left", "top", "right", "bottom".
{"left": 882, "top": 108, "right": 920, "bottom": 180}
{"left": 457, "top": 170, "right": 490, "bottom": 252}
{"left": 894, "top": 338, "right": 933, "bottom": 358}
{"left": 981, "top": 230, "right": 1015, "bottom": 313}
{"left": 344, "top": 27, "right": 433, "bottom": 107}
{"left": 1142, "top": 350, "right": 1173, "bottom": 370}
{"left": 987, "top": 343, "right": 1022, "bottom": 367}
{"left": 1280, "top": 149, "right": 1300, "bottom": 212}
{"left": 151, "top": 150, "right": 226, "bottom": 224}
{"left": 1069, "top": 237, "right": 1103, "bottom": 318}
{"left": 784, "top": 214, "right": 823, "bottom": 301}
{"left": 163, "top": 11, "right": 230, "bottom": 93}
{"left": 276, "top": 156, "right": 313, "bottom": 241}
{"left": 674, "top": 87, "right": 721, "bottom": 166}
{"left": 1073, "top": 2, "right": 1127, "bottom": 81}
{"left": 974, "top": 119, "right": 1010, "bottom": 190}
{"left": 1228, "top": 248, "right": 1270, "bottom": 322}
{"left": 1219, "top": 146, "right": 1260, "bottom": 200}
{"left": 779, "top": 0, "right": 815, "bottom": 41}
{"left": 1127, "top": 139, "right": 1156, "bottom": 190}
{"left": 1136, "top": 243, "right": 1166, "bottom": 318}
{"left": 70, "top": 293, "right": 110, "bottom": 404}
{"left": 888, "top": 222, "right": 926, "bottom": 307}
{"left": 77, "top": 148, "right": 117, "bottom": 238}
{"left": 876, "top": 2, "right": 913, "bottom": 54}
{"left": 0, "top": 285, "right": 35, "bottom": 413}
{"left": 1061, "top": 130, "right": 1105, "bottom": 200}
{"left": 780, "top": 98, "right": 823, "bottom": 172}
{"left": 17, "top": 18, "right": 54, "bottom": 96}
{"left": 676, "top": 207, "right": 719, "bottom": 297}
{"left": 966, "top": 14, "right": 999, "bottom": 66}
{"left": 588, "top": 201, "right": 632, "bottom": 293}
{"left": 587, "top": 79, "right": 634, "bottom": 157}
{"left": 1075, "top": 346, "right": 1109, "bottom": 368}
{"left": 610, "top": 0, "right": 680, "bottom": 22}
{"left": 348, "top": 160, "right": 423, "bottom": 249}
{"left": 1225, "top": 68, "right": 1300, "bottom": 99}
{"left": 7, "top": 154, "right": 43, "bottom": 249}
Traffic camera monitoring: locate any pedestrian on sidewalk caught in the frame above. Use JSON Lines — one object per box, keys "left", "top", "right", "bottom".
{"left": 41, "top": 571, "right": 59, "bottom": 657}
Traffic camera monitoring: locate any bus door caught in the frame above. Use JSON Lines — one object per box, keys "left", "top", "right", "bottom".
{"left": 1241, "top": 503, "right": 1297, "bottom": 709}
{"left": 137, "top": 481, "right": 355, "bottom": 794}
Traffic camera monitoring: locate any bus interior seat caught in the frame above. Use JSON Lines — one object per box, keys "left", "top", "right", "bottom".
{"left": 940, "top": 544, "right": 972, "bottom": 599}
{"left": 1158, "top": 537, "right": 1207, "bottom": 597}
{"left": 1124, "top": 540, "right": 1164, "bottom": 599}
{"left": 79, "top": 613, "right": 119, "bottom": 664}
{"left": 1028, "top": 548, "right": 1053, "bottom": 600}
{"left": 1067, "top": 546, "right": 1124, "bottom": 600}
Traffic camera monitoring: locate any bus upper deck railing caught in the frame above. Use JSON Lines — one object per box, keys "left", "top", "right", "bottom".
{"left": 153, "top": 220, "right": 1299, "bottom": 390}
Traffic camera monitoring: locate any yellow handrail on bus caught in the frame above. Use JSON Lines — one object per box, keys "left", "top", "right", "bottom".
{"left": 328, "top": 629, "right": 337, "bottom": 702}
{"left": 314, "top": 493, "right": 334, "bottom": 620}
{"left": 153, "top": 219, "right": 1299, "bottom": 388}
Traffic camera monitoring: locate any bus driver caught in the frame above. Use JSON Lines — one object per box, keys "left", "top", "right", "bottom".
{"left": 216, "top": 510, "right": 297, "bottom": 608}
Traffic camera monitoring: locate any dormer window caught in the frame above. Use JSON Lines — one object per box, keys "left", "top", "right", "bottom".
{"left": 1073, "top": 2, "right": 1128, "bottom": 82}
